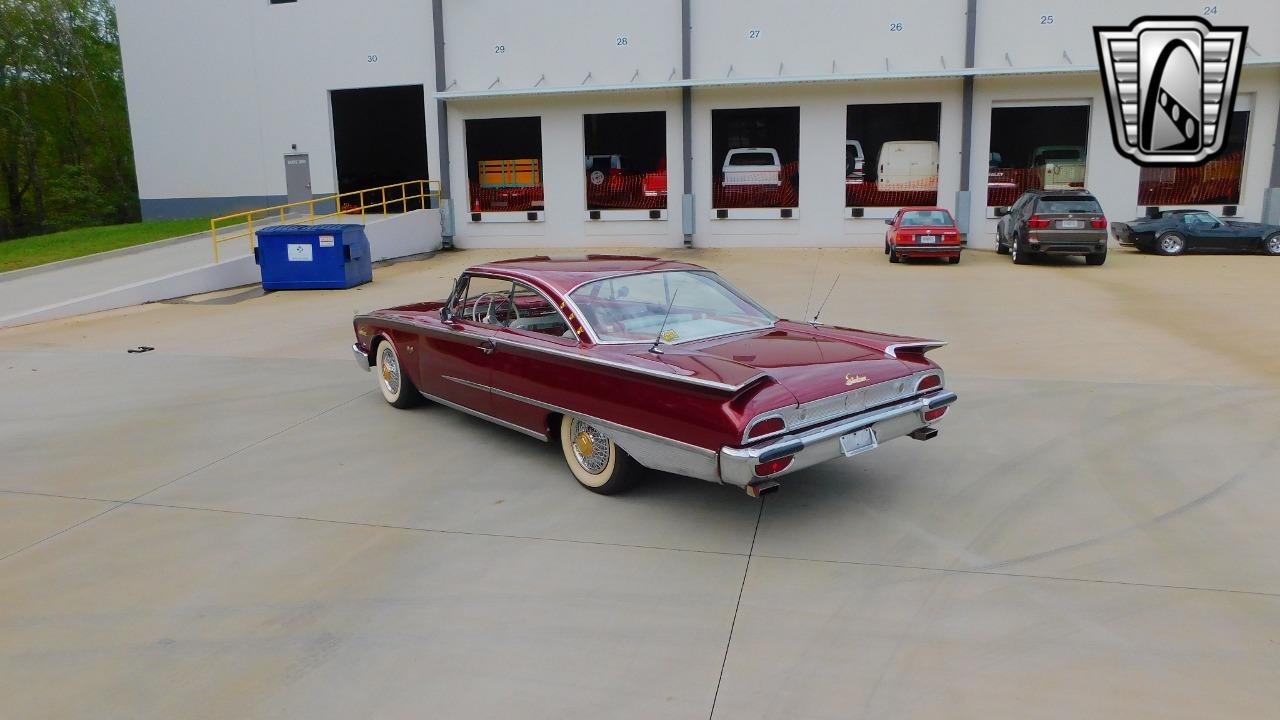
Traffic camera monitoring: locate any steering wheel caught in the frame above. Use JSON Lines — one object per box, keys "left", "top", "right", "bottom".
{"left": 469, "top": 292, "right": 521, "bottom": 325}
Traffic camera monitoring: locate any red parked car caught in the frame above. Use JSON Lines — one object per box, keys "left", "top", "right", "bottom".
{"left": 352, "top": 256, "right": 956, "bottom": 497}
{"left": 884, "top": 207, "right": 962, "bottom": 264}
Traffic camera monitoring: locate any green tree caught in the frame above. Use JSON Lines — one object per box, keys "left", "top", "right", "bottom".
{"left": 0, "top": 0, "right": 137, "bottom": 241}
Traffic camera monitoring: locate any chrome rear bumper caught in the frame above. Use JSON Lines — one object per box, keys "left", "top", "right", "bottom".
{"left": 353, "top": 343, "right": 371, "bottom": 371}
{"left": 719, "top": 391, "right": 957, "bottom": 488}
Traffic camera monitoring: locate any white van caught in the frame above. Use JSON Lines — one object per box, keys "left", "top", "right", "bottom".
{"left": 875, "top": 140, "right": 939, "bottom": 192}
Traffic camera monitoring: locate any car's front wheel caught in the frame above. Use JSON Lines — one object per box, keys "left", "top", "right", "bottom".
{"left": 1264, "top": 233, "right": 1280, "bottom": 256}
{"left": 996, "top": 227, "right": 1010, "bottom": 255}
{"left": 1157, "top": 232, "right": 1186, "bottom": 256}
{"left": 375, "top": 340, "right": 422, "bottom": 408}
{"left": 559, "top": 415, "right": 640, "bottom": 494}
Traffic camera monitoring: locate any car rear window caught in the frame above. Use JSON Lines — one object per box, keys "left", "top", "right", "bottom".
{"left": 900, "top": 210, "right": 953, "bottom": 227}
{"left": 1037, "top": 197, "right": 1101, "bottom": 213}
{"left": 728, "top": 152, "right": 776, "bottom": 166}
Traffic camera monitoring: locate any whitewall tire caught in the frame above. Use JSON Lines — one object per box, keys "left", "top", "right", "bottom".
{"left": 559, "top": 415, "right": 639, "bottom": 494}
{"left": 375, "top": 340, "right": 421, "bottom": 408}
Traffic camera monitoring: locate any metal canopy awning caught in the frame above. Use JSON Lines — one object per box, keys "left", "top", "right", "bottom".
{"left": 435, "top": 57, "right": 1280, "bottom": 101}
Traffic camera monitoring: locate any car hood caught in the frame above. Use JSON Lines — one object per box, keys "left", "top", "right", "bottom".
{"left": 662, "top": 322, "right": 918, "bottom": 404}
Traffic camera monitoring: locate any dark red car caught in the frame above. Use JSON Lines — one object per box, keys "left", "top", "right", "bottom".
{"left": 352, "top": 256, "right": 956, "bottom": 497}
{"left": 884, "top": 207, "right": 962, "bottom": 264}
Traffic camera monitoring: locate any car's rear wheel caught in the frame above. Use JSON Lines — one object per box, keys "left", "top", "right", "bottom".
{"left": 947, "top": 254, "right": 960, "bottom": 264}
{"left": 1264, "top": 233, "right": 1280, "bottom": 256}
{"left": 1085, "top": 250, "right": 1107, "bottom": 266}
{"left": 559, "top": 415, "right": 640, "bottom": 494}
{"left": 1157, "top": 232, "right": 1186, "bottom": 256}
{"left": 1011, "top": 239, "right": 1030, "bottom": 265}
{"left": 375, "top": 340, "right": 421, "bottom": 408}
{"left": 888, "top": 245, "right": 901, "bottom": 263}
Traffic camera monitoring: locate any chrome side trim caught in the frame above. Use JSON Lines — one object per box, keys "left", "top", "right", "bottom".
{"left": 353, "top": 343, "right": 371, "bottom": 371}
{"left": 357, "top": 314, "right": 760, "bottom": 393}
{"left": 885, "top": 341, "right": 948, "bottom": 359}
{"left": 490, "top": 336, "right": 766, "bottom": 393}
{"left": 443, "top": 375, "right": 721, "bottom": 483}
{"left": 418, "top": 389, "right": 550, "bottom": 442}
{"left": 355, "top": 315, "right": 491, "bottom": 343}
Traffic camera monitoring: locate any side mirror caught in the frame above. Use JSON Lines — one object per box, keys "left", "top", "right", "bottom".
{"left": 994, "top": 207, "right": 1010, "bottom": 217}
{"left": 883, "top": 218, "right": 894, "bottom": 226}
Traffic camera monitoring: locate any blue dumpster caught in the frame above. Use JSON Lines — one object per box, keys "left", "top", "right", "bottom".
{"left": 254, "top": 224, "right": 372, "bottom": 290}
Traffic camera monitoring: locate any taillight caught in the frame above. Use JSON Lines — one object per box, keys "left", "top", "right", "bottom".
{"left": 896, "top": 231, "right": 911, "bottom": 243}
{"left": 1028, "top": 215, "right": 1051, "bottom": 229}
{"left": 916, "top": 374, "right": 942, "bottom": 392}
{"left": 754, "top": 455, "right": 793, "bottom": 477}
{"left": 924, "top": 407, "right": 948, "bottom": 422}
{"left": 1090, "top": 217, "right": 1107, "bottom": 229}
{"left": 746, "top": 416, "right": 785, "bottom": 440}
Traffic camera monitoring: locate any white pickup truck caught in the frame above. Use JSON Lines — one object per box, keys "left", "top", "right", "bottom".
{"left": 722, "top": 148, "right": 782, "bottom": 187}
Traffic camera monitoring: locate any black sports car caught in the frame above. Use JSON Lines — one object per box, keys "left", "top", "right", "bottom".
{"left": 1113, "top": 210, "right": 1280, "bottom": 256}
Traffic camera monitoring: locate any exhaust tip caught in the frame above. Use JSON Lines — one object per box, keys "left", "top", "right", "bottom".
{"left": 909, "top": 427, "right": 939, "bottom": 441}
{"left": 746, "top": 480, "right": 781, "bottom": 498}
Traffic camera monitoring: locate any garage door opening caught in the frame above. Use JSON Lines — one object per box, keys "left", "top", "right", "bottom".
{"left": 987, "top": 105, "right": 1090, "bottom": 207}
{"left": 711, "top": 106, "right": 800, "bottom": 209}
{"left": 330, "top": 85, "right": 429, "bottom": 210}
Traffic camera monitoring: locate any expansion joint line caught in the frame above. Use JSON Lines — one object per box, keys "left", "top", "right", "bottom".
{"left": 708, "top": 496, "right": 765, "bottom": 719}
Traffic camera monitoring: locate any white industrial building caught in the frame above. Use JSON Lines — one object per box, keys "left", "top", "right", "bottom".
{"left": 116, "top": 0, "right": 1280, "bottom": 250}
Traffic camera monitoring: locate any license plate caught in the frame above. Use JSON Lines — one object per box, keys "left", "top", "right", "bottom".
{"left": 1059, "top": 219, "right": 1083, "bottom": 229}
{"left": 839, "top": 428, "right": 879, "bottom": 457}
{"left": 919, "top": 235, "right": 938, "bottom": 244}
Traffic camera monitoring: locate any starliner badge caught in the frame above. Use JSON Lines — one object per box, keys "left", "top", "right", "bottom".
{"left": 1094, "top": 16, "right": 1247, "bottom": 166}
{"left": 845, "top": 374, "right": 868, "bottom": 386}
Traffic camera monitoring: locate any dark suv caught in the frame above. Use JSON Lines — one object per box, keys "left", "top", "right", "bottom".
{"left": 995, "top": 189, "right": 1109, "bottom": 266}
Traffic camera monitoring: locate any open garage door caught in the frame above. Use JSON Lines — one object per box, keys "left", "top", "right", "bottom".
{"left": 330, "top": 85, "right": 429, "bottom": 204}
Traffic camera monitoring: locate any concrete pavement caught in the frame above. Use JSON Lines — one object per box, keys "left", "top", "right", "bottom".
{"left": 1, "top": 247, "right": 1278, "bottom": 718}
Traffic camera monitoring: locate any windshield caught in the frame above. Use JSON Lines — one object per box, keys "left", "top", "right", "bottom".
{"left": 570, "top": 270, "right": 776, "bottom": 344}
{"left": 900, "top": 210, "right": 953, "bottom": 227}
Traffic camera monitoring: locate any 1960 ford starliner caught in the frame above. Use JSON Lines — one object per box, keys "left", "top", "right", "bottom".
{"left": 352, "top": 256, "right": 956, "bottom": 497}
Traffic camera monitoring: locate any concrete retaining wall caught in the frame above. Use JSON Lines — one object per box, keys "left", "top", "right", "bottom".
{"left": 0, "top": 209, "right": 441, "bottom": 329}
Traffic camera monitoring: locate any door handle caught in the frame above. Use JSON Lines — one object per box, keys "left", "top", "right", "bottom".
{"left": 477, "top": 339, "right": 495, "bottom": 355}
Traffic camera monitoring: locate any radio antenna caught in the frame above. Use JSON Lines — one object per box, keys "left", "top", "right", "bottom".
{"left": 801, "top": 256, "right": 819, "bottom": 319}
{"left": 649, "top": 289, "right": 680, "bottom": 355}
{"left": 811, "top": 273, "right": 840, "bottom": 323}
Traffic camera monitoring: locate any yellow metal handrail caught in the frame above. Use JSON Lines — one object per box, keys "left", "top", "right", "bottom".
{"left": 209, "top": 179, "right": 439, "bottom": 262}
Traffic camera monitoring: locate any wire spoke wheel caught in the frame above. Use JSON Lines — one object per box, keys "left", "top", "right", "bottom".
{"left": 570, "top": 419, "right": 611, "bottom": 475}
{"left": 559, "top": 415, "right": 639, "bottom": 494}
{"left": 380, "top": 347, "right": 401, "bottom": 396}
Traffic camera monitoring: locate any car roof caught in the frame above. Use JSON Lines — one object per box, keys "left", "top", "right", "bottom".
{"left": 1027, "top": 188, "right": 1094, "bottom": 195}
{"left": 467, "top": 255, "right": 708, "bottom": 294}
